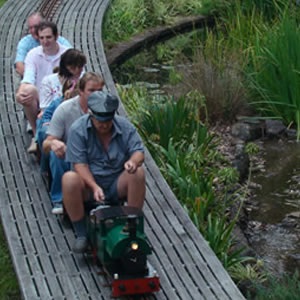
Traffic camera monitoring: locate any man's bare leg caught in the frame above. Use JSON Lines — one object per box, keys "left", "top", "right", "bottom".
{"left": 118, "top": 167, "right": 145, "bottom": 209}
{"left": 62, "top": 171, "right": 86, "bottom": 221}
{"left": 19, "top": 85, "right": 39, "bottom": 135}
{"left": 62, "top": 171, "right": 89, "bottom": 253}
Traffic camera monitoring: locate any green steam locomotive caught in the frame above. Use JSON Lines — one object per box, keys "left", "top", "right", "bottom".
{"left": 86, "top": 205, "right": 160, "bottom": 297}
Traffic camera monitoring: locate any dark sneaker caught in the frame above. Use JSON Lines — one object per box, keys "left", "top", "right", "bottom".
{"left": 52, "top": 203, "right": 63, "bottom": 215}
{"left": 73, "top": 237, "right": 88, "bottom": 253}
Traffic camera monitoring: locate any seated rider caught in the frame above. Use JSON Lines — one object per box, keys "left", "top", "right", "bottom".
{"left": 62, "top": 91, "right": 146, "bottom": 253}
{"left": 36, "top": 79, "right": 79, "bottom": 173}
{"left": 14, "top": 12, "right": 71, "bottom": 77}
{"left": 42, "top": 72, "right": 104, "bottom": 214}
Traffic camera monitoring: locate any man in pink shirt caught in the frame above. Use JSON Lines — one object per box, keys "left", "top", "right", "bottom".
{"left": 16, "top": 21, "right": 69, "bottom": 152}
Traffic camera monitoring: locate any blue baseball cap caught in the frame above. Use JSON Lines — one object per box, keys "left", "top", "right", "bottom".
{"left": 88, "top": 91, "right": 119, "bottom": 122}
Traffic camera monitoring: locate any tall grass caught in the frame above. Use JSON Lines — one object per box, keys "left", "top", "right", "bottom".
{"left": 103, "top": 0, "right": 217, "bottom": 44}
{"left": 252, "top": 271, "right": 300, "bottom": 300}
{"left": 248, "top": 16, "right": 300, "bottom": 139}
{"left": 177, "top": 47, "right": 249, "bottom": 124}
{"left": 221, "top": 0, "right": 290, "bottom": 21}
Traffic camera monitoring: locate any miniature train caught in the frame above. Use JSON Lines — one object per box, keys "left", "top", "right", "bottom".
{"left": 86, "top": 205, "right": 160, "bottom": 297}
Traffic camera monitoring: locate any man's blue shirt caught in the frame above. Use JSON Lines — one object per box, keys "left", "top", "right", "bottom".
{"left": 66, "top": 114, "right": 144, "bottom": 178}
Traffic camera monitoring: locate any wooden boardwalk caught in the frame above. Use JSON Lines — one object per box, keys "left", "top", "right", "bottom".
{"left": 0, "top": 0, "right": 245, "bottom": 299}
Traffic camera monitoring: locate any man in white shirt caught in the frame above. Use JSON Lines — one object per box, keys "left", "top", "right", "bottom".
{"left": 15, "top": 12, "right": 71, "bottom": 77}
{"left": 16, "top": 21, "right": 69, "bottom": 152}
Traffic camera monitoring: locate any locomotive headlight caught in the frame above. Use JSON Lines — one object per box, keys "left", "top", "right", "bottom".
{"left": 131, "top": 242, "right": 139, "bottom": 251}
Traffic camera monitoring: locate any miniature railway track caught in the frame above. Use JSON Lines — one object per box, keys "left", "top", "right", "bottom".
{"left": 39, "top": 0, "right": 62, "bottom": 21}
{"left": 0, "top": 0, "right": 245, "bottom": 299}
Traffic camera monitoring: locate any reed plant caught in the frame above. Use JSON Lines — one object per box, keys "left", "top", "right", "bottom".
{"left": 220, "top": 0, "right": 290, "bottom": 21}
{"left": 156, "top": 139, "right": 217, "bottom": 219}
{"left": 111, "top": 0, "right": 300, "bottom": 293}
{"left": 201, "top": 213, "right": 250, "bottom": 269}
{"left": 136, "top": 95, "right": 208, "bottom": 149}
{"left": 248, "top": 16, "right": 300, "bottom": 140}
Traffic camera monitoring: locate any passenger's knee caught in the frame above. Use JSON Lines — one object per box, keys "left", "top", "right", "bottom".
{"left": 62, "top": 172, "right": 85, "bottom": 212}
{"left": 16, "top": 84, "right": 38, "bottom": 105}
{"left": 135, "top": 166, "right": 145, "bottom": 183}
{"left": 62, "top": 171, "right": 81, "bottom": 190}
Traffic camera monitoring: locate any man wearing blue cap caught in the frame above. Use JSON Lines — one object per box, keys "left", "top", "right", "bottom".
{"left": 63, "top": 91, "right": 145, "bottom": 253}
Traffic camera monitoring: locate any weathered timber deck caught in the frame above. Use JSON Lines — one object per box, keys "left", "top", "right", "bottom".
{"left": 0, "top": 0, "right": 245, "bottom": 299}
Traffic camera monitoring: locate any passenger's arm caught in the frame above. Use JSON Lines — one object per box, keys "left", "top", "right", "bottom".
{"left": 74, "top": 163, "right": 105, "bottom": 202}
{"left": 124, "top": 151, "right": 144, "bottom": 174}
{"left": 43, "top": 135, "right": 66, "bottom": 158}
{"left": 15, "top": 37, "right": 29, "bottom": 77}
{"left": 15, "top": 62, "right": 25, "bottom": 77}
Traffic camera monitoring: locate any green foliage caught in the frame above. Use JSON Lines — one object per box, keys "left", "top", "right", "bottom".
{"left": 215, "top": 0, "right": 291, "bottom": 21}
{"left": 248, "top": 16, "right": 300, "bottom": 139}
{"left": 0, "top": 224, "right": 20, "bottom": 299}
{"left": 155, "top": 32, "right": 197, "bottom": 63}
{"left": 156, "top": 139, "right": 217, "bottom": 220}
{"left": 201, "top": 213, "right": 250, "bottom": 269}
{"left": 136, "top": 95, "right": 205, "bottom": 150}
{"left": 253, "top": 271, "right": 300, "bottom": 300}
{"left": 103, "top": 0, "right": 219, "bottom": 44}
{"left": 177, "top": 46, "right": 249, "bottom": 124}
{"left": 119, "top": 83, "right": 248, "bottom": 271}
{"left": 245, "top": 142, "right": 260, "bottom": 156}
{"left": 229, "top": 259, "right": 267, "bottom": 284}
{"left": 103, "top": 0, "right": 149, "bottom": 42}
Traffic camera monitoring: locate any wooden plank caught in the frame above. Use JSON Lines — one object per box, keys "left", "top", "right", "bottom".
{"left": 145, "top": 151, "right": 243, "bottom": 298}
{"left": 145, "top": 174, "right": 226, "bottom": 299}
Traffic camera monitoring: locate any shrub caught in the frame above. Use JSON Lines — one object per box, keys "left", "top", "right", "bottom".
{"left": 177, "top": 49, "right": 249, "bottom": 124}
{"left": 252, "top": 271, "right": 300, "bottom": 300}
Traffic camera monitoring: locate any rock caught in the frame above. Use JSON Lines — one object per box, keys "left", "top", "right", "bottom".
{"left": 232, "top": 141, "right": 249, "bottom": 182}
{"left": 286, "top": 128, "right": 297, "bottom": 138}
{"left": 231, "top": 122, "right": 262, "bottom": 141}
{"left": 265, "top": 120, "right": 286, "bottom": 138}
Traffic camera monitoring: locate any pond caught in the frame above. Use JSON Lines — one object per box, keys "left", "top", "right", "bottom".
{"left": 247, "top": 139, "right": 300, "bottom": 276}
